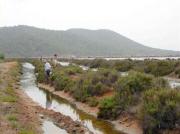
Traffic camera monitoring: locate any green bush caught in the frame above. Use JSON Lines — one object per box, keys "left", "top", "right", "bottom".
{"left": 72, "top": 59, "right": 180, "bottom": 78}
{"left": 98, "top": 71, "right": 170, "bottom": 120}
{"left": 73, "top": 79, "right": 90, "bottom": 102}
{"left": 72, "top": 69, "right": 118, "bottom": 101}
{"left": 98, "top": 97, "right": 119, "bottom": 119}
{"left": 54, "top": 74, "right": 74, "bottom": 91}
{"left": 144, "top": 60, "right": 175, "bottom": 76}
{"left": 0, "top": 53, "right": 5, "bottom": 60}
{"left": 89, "top": 59, "right": 110, "bottom": 68}
{"left": 114, "top": 59, "right": 133, "bottom": 72}
{"left": 51, "top": 68, "right": 75, "bottom": 92}
{"left": 98, "top": 71, "right": 154, "bottom": 120}
{"left": 152, "top": 77, "right": 169, "bottom": 89}
{"left": 64, "top": 65, "right": 83, "bottom": 75}
{"left": 32, "top": 60, "right": 46, "bottom": 83}
{"left": 175, "top": 67, "right": 180, "bottom": 78}
{"left": 140, "top": 89, "right": 180, "bottom": 134}
{"left": 116, "top": 71, "right": 154, "bottom": 93}
{"left": 175, "top": 67, "right": 180, "bottom": 74}
{"left": 90, "top": 82, "right": 108, "bottom": 96}
{"left": 73, "top": 79, "right": 104, "bottom": 102}
{"left": 97, "top": 69, "right": 119, "bottom": 87}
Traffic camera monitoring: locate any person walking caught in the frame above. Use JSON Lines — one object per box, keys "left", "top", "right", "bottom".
{"left": 44, "top": 61, "right": 52, "bottom": 84}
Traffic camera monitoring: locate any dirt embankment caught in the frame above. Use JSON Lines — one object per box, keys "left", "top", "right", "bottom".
{"left": 38, "top": 83, "right": 143, "bottom": 134}
{"left": 17, "top": 89, "right": 92, "bottom": 134}
{"left": 36, "top": 106, "right": 93, "bottom": 134}
{"left": 0, "top": 62, "right": 92, "bottom": 134}
{"left": 0, "top": 62, "right": 42, "bottom": 134}
{"left": 39, "top": 83, "right": 98, "bottom": 117}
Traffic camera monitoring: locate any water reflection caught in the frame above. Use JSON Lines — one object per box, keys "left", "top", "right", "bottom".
{"left": 20, "top": 62, "right": 122, "bottom": 134}
{"left": 46, "top": 92, "right": 52, "bottom": 109}
{"left": 42, "top": 120, "right": 68, "bottom": 134}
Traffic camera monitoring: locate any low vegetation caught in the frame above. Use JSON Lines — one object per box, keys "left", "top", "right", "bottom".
{"left": 73, "top": 59, "right": 180, "bottom": 77}
{"left": 0, "top": 53, "right": 5, "bottom": 61}
{"left": 141, "top": 89, "right": 180, "bottom": 134}
{"left": 0, "top": 62, "right": 38, "bottom": 134}
{"left": 98, "top": 72, "right": 170, "bottom": 119}
{"left": 33, "top": 59, "right": 180, "bottom": 133}
{"left": 72, "top": 69, "right": 118, "bottom": 102}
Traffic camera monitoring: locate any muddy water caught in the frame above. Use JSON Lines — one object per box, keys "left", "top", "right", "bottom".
{"left": 20, "top": 63, "right": 122, "bottom": 134}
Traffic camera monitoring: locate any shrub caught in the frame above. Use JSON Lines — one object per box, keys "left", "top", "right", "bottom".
{"left": 98, "top": 68, "right": 119, "bottom": 87}
{"left": 175, "top": 67, "right": 180, "bottom": 78}
{"left": 144, "top": 60, "right": 175, "bottom": 76}
{"left": 175, "top": 67, "right": 180, "bottom": 74}
{"left": 64, "top": 65, "right": 83, "bottom": 75}
{"left": 89, "top": 59, "right": 110, "bottom": 68}
{"left": 37, "top": 71, "right": 46, "bottom": 83}
{"left": 90, "top": 82, "right": 108, "bottom": 96}
{"left": 116, "top": 71, "right": 154, "bottom": 93}
{"left": 114, "top": 88, "right": 133, "bottom": 111}
{"left": 73, "top": 78, "right": 106, "bottom": 102}
{"left": 152, "top": 77, "right": 169, "bottom": 89}
{"left": 73, "top": 79, "right": 90, "bottom": 102}
{"left": 114, "top": 60, "right": 133, "bottom": 72}
{"left": 98, "top": 71, "right": 171, "bottom": 120}
{"left": 87, "top": 97, "right": 99, "bottom": 107}
{"left": 54, "top": 74, "right": 74, "bottom": 91}
{"left": 98, "top": 97, "right": 119, "bottom": 119}
{"left": 72, "top": 69, "right": 118, "bottom": 102}
{"left": 32, "top": 60, "right": 46, "bottom": 83}
{"left": 51, "top": 68, "right": 75, "bottom": 91}
{"left": 140, "top": 89, "right": 180, "bottom": 133}
{"left": 0, "top": 53, "right": 4, "bottom": 60}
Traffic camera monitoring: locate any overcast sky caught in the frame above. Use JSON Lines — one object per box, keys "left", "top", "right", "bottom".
{"left": 0, "top": 0, "right": 180, "bottom": 51}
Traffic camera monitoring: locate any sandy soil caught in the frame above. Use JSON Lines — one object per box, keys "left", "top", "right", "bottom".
{"left": 38, "top": 83, "right": 143, "bottom": 134}
{"left": 0, "top": 62, "right": 42, "bottom": 134}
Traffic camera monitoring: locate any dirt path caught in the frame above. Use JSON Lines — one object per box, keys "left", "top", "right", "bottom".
{"left": 0, "top": 62, "right": 42, "bottom": 134}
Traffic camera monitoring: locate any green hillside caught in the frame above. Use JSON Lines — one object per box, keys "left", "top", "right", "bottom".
{"left": 0, "top": 25, "right": 179, "bottom": 57}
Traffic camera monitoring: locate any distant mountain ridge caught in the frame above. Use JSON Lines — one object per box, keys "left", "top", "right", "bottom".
{"left": 0, "top": 25, "right": 179, "bottom": 57}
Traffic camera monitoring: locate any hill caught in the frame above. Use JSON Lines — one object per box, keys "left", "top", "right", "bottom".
{"left": 0, "top": 25, "right": 179, "bottom": 57}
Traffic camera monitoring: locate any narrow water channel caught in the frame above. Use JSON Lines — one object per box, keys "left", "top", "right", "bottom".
{"left": 42, "top": 120, "right": 68, "bottom": 134}
{"left": 20, "top": 63, "right": 122, "bottom": 134}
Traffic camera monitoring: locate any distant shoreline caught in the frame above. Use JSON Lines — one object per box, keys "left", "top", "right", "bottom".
{"left": 6, "top": 56, "right": 180, "bottom": 60}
